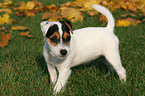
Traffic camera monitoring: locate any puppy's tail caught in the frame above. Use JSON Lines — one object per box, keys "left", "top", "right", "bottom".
{"left": 92, "top": 5, "right": 115, "bottom": 28}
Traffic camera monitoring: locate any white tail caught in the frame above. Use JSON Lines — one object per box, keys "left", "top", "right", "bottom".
{"left": 92, "top": 5, "right": 115, "bottom": 28}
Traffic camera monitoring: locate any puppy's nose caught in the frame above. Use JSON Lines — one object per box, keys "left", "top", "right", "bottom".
{"left": 60, "top": 49, "right": 67, "bottom": 56}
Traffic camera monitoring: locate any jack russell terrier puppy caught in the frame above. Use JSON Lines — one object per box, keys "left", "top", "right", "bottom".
{"left": 40, "top": 5, "right": 126, "bottom": 94}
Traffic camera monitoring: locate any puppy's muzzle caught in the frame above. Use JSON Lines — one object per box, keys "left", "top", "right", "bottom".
{"left": 60, "top": 49, "right": 67, "bottom": 56}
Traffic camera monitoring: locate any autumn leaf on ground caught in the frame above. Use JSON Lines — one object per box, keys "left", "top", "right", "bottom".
{"left": 15, "top": 1, "right": 35, "bottom": 12}
{"left": 47, "top": 4, "right": 59, "bottom": 12}
{"left": 33, "top": 0, "right": 44, "bottom": 11}
{"left": 26, "top": 12, "right": 35, "bottom": 17}
{"left": 0, "top": 13, "right": 13, "bottom": 25}
{"left": 41, "top": 12, "right": 61, "bottom": 21}
{"left": 60, "top": 7, "right": 83, "bottom": 22}
{"left": 80, "top": 0, "right": 101, "bottom": 11}
{"left": 116, "top": 18, "right": 141, "bottom": 27}
{"left": 20, "top": 31, "right": 33, "bottom": 37}
{"left": 100, "top": 14, "right": 107, "bottom": 22}
{"left": 0, "top": 9, "right": 13, "bottom": 14}
{"left": 87, "top": 11, "right": 98, "bottom": 16}
{"left": 0, "top": 32, "right": 11, "bottom": 48}
{"left": 11, "top": 26, "right": 32, "bottom": 31}
{"left": 0, "top": 0, "right": 13, "bottom": 8}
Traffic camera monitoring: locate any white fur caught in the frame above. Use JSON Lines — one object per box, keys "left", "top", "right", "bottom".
{"left": 41, "top": 5, "right": 126, "bottom": 94}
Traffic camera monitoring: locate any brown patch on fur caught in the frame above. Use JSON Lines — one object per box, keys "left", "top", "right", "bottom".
{"left": 46, "top": 32, "right": 60, "bottom": 47}
{"left": 63, "top": 32, "right": 71, "bottom": 45}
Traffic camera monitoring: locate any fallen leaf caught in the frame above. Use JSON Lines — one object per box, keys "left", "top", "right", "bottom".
{"left": 0, "top": 13, "right": 13, "bottom": 25}
{"left": 81, "top": 0, "right": 101, "bottom": 11}
{"left": 87, "top": 11, "right": 98, "bottom": 16}
{"left": 20, "top": 31, "right": 33, "bottom": 37}
{"left": 100, "top": 14, "right": 107, "bottom": 22}
{"left": 0, "top": 9, "right": 13, "bottom": 14}
{"left": 15, "top": 12, "right": 25, "bottom": 16}
{"left": 15, "top": 1, "right": 35, "bottom": 12}
{"left": 121, "top": 5, "right": 128, "bottom": 10}
{"left": 116, "top": 18, "right": 141, "bottom": 27}
{"left": 33, "top": 0, "right": 44, "bottom": 10}
{"left": 0, "top": 32, "right": 11, "bottom": 48}
{"left": 26, "top": 12, "right": 35, "bottom": 17}
{"left": 60, "top": 7, "right": 83, "bottom": 22}
{"left": 26, "top": 1, "right": 35, "bottom": 10}
{"left": 11, "top": 26, "right": 32, "bottom": 31}
{"left": 47, "top": 4, "right": 59, "bottom": 12}
{"left": 116, "top": 19, "right": 131, "bottom": 27}
{"left": 41, "top": 12, "right": 61, "bottom": 21}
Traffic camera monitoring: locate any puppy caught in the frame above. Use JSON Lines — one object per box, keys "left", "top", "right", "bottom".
{"left": 40, "top": 5, "right": 126, "bottom": 94}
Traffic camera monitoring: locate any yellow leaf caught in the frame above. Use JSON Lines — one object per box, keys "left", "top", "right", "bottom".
{"left": 116, "top": 18, "right": 141, "bottom": 27}
{"left": 18, "top": 1, "right": 26, "bottom": 11}
{"left": 47, "top": 4, "right": 59, "bottom": 12}
{"left": 16, "top": 1, "right": 35, "bottom": 12}
{"left": 25, "top": 1, "right": 35, "bottom": 10}
{"left": 41, "top": 12, "right": 61, "bottom": 21}
{"left": 81, "top": 0, "right": 101, "bottom": 11}
{"left": 0, "top": 9, "right": 13, "bottom": 14}
{"left": 87, "top": 11, "right": 98, "bottom": 16}
{"left": 60, "top": 7, "right": 83, "bottom": 22}
{"left": 26, "top": 12, "right": 35, "bottom": 17}
{"left": 3, "top": 13, "right": 10, "bottom": 23}
{"left": 0, "top": 16, "right": 4, "bottom": 25}
{"left": 121, "top": 5, "right": 127, "bottom": 10}
{"left": 11, "top": 26, "right": 32, "bottom": 31}
{"left": 74, "top": 0, "right": 88, "bottom": 7}
{"left": 116, "top": 20, "right": 131, "bottom": 27}
{"left": 0, "top": 13, "right": 12, "bottom": 25}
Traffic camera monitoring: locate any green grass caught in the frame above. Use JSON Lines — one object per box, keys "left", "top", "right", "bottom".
{"left": 0, "top": 0, "right": 145, "bottom": 96}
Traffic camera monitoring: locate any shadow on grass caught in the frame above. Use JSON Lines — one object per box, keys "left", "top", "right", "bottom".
{"left": 35, "top": 54, "right": 117, "bottom": 79}
{"left": 35, "top": 53, "right": 49, "bottom": 75}
{"left": 71, "top": 56, "right": 108, "bottom": 72}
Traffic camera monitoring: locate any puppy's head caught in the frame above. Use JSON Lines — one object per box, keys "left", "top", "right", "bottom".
{"left": 41, "top": 20, "right": 72, "bottom": 59}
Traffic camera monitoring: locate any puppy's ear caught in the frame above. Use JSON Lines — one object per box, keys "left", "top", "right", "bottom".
{"left": 60, "top": 20, "right": 73, "bottom": 34}
{"left": 40, "top": 21, "right": 53, "bottom": 36}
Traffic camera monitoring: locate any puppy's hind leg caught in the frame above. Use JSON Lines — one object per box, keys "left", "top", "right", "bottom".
{"left": 104, "top": 49, "right": 126, "bottom": 83}
{"left": 100, "top": 57, "right": 115, "bottom": 77}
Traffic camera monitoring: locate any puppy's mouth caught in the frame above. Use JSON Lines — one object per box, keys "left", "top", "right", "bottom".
{"left": 50, "top": 51, "right": 68, "bottom": 59}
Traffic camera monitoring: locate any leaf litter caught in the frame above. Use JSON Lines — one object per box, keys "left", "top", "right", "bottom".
{"left": 0, "top": 0, "right": 145, "bottom": 48}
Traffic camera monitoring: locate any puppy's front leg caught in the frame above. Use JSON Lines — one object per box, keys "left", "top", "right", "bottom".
{"left": 47, "top": 64, "right": 57, "bottom": 84}
{"left": 54, "top": 66, "right": 71, "bottom": 94}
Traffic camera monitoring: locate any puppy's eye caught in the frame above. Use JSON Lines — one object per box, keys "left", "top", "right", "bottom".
{"left": 50, "top": 36, "right": 57, "bottom": 42}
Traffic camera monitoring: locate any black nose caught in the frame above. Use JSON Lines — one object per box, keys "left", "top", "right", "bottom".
{"left": 60, "top": 49, "right": 67, "bottom": 56}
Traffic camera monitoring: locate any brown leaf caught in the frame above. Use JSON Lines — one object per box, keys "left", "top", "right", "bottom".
{"left": 20, "top": 31, "right": 33, "bottom": 37}
{"left": 0, "top": 32, "right": 11, "bottom": 48}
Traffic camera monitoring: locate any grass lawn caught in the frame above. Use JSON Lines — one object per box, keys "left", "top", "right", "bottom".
{"left": 0, "top": 0, "right": 145, "bottom": 96}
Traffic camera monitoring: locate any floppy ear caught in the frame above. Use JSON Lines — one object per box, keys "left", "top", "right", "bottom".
{"left": 40, "top": 21, "right": 53, "bottom": 36}
{"left": 60, "top": 20, "right": 73, "bottom": 34}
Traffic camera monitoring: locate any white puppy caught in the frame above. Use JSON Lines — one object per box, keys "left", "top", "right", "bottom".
{"left": 40, "top": 5, "right": 126, "bottom": 94}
